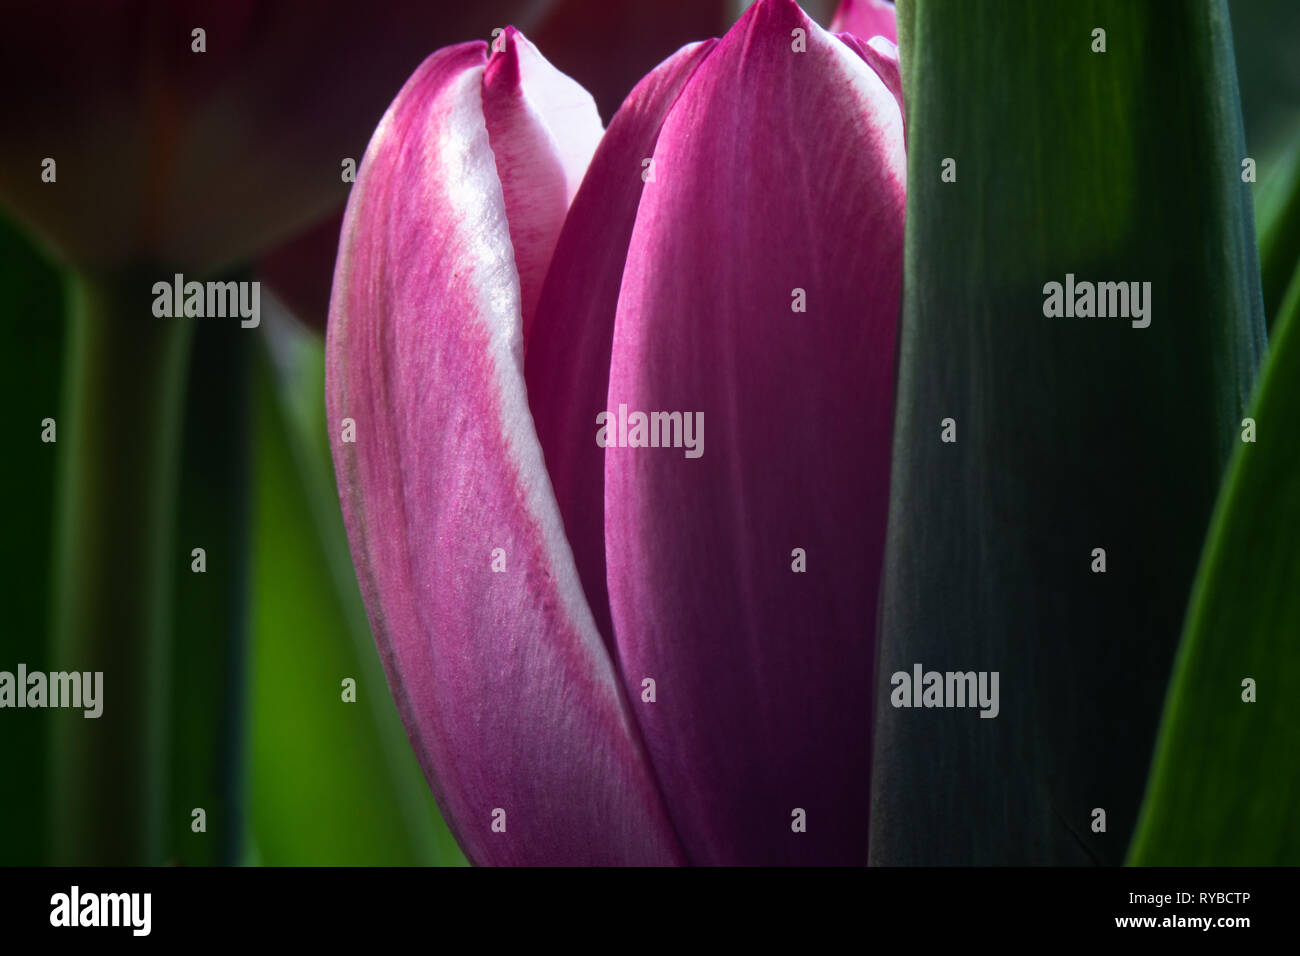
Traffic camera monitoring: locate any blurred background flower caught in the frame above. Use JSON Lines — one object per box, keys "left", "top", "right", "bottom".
{"left": 0, "top": 0, "right": 554, "bottom": 273}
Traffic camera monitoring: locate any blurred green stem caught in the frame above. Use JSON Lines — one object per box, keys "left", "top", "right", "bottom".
{"left": 51, "top": 272, "right": 192, "bottom": 864}
{"left": 169, "top": 317, "right": 252, "bottom": 865}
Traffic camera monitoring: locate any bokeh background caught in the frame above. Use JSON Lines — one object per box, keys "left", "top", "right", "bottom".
{"left": 1, "top": 0, "right": 1297, "bottom": 866}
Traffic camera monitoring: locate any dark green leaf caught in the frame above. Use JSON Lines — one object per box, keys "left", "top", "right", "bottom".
{"left": 0, "top": 217, "right": 63, "bottom": 865}
{"left": 871, "top": 0, "right": 1265, "bottom": 864}
{"left": 1255, "top": 130, "right": 1300, "bottom": 328}
{"left": 1129, "top": 257, "right": 1300, "bottom": 865}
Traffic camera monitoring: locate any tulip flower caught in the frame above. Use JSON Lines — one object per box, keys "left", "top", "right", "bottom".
{"left": 327, "top": 0, "right": 904, "bottom": 864}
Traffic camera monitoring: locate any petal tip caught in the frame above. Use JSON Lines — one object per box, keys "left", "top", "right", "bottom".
{"left": 485, "top": 25, "right": 523, "bottom": 88}
{"left": 749, "top": 0, "right": 811, "bottom": 27}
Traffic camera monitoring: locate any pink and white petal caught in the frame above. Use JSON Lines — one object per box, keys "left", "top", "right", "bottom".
{"left": 525, "top": 39, "right": 719, "bottom": 652}
{"left": 837, "top": 33, "right": 903, "bottom": 114}
{"left": 326, "top": 42, "right": 682, "bottom": 866}
{"left": 604, "top": 0, "right": 905, "bottom": 865}
{"left": 482, "top": 27, "right": 604, "bottom": 346}
{"left": 830, "top": 0, "right": 897, "bottom": 44}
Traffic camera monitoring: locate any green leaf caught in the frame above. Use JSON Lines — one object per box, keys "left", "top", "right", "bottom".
{"left": 1227, "top": 0, "right": 1300, "bottom": 163}
{"left": 0, "top": 216, "right": 63, "bottom": 865}
{"left": 249, "top": 311, "right": 465, "bottom": 866}
{"left": 1255, "top": 129, "right": 1300, "bottom": 328}
{"left": 871, "top": 0, "right": 1266, "bottom": 864}
{"left": 1128, "top": 257, "right": 1300, "bottom": 865}
{"left": 1231, "top": 0, "right": 1300, "bottom": 329}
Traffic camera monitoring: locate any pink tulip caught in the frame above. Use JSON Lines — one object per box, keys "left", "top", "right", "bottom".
{"left": 326, "top": 0, "right": 904, "bottom": 865}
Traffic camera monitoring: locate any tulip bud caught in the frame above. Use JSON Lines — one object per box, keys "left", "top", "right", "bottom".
{"left": 328, "top": 0, "right": 903, "bottom": 865}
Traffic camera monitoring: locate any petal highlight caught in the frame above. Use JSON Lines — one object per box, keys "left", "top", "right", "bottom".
{"left": 483, "top": 27, "right": 604, "bottom": 345}
{"left": 838, "top": 34, "right": 903, "bottom": 114}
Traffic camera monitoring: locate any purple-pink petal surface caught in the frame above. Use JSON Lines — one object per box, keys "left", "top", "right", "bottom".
{"left": 602, "top": 0, "right": 905, "bottom": 864}
{"left": 526, "top": 38, "right": 719, "bottom": 651}
{"left": 830, "top": 0, "right": 898, "bottom": 44}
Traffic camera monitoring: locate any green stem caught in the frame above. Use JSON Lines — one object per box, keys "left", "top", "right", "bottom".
{"left": 168, "top": 317, "right": 251, "bottom": 865}
{"left": 50, "top": 272, "right": 192, "bottom": 864}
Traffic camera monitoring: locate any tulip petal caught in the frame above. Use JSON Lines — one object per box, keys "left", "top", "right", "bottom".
{"left": 326, "top": 41, "right": 682, "bottom": 865}
{"left": 838, "top": 34, "right": 903, "bottom": 114}
{"left": 483, "top": 27, "right": 604, "bottom": 344}
{"left": 603, "top": 0, "right": 905, "bottom": 864}
{"left": 830, "top": 0, "right": 898, "bottom": 44}
{"left": 526, "top": 39, "right": 718, "bottom": 650}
